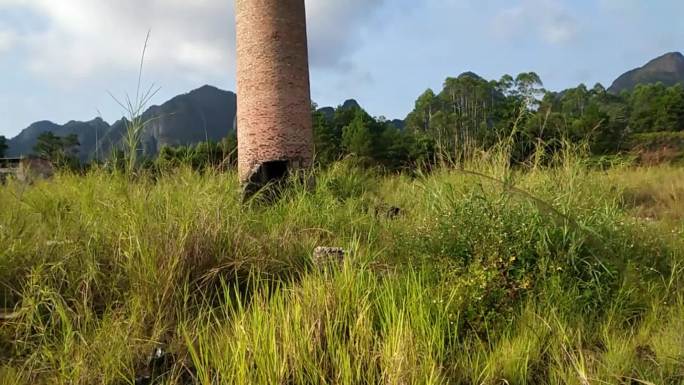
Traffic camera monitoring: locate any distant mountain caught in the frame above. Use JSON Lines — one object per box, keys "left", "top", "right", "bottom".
{"left": 609, "top": 52, "right": 684, "bottom": 94}
{"left": 7, "top": 118, "right": 109, "bottom": 161}
{"left": 7, "top": 88, "right": 405, "bottom": 161}
{"left": 341, "top": 99, "right": 361, "bottom": 110}
{"left": 316, "top": 98, "right": 405, "bottom": 129}
{"left": 317, "top": 107, "right": 335, "bottom": 121}
{"left": 317, "top": 99, "right": 362, "bottom": 121}
{"left": 97, "top": 85, "right": 237, "bottom": 158}
{"left": 388, "top": 119, "right": 406, "bottom": 130}
{"left": 7, "top": 85, "right": 237, "bottom": 161}
{"left": 458, "top": 71, "right": 487, "bottom": 81}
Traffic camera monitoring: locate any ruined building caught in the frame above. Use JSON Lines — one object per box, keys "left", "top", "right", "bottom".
{"left": 0, "top": 157, "right": 54, "bottom": 184}
{"left": 235, "top": 0, "right": 313, "bottom": 195}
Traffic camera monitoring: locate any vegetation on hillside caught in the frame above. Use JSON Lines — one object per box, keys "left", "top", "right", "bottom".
{"left": 158, "top": 77, "right": 684, "bottom": 170}
{"left": 627, "top": 132, "right": 684, "bottom": 165}
{"left": 309, "top": 73, "right": 684, "bottom": 171}
{"left": 1, "top": 142, "right": 683, "bottom": 384}
{"left": 400, "top": 74, "right": 684, "bottom": 162}
{"left": 32, "top": 132, "right": 81, "bottom": 170}
{"left": 119, "top": 77, "right": 684, "bottom": 173}
{"left": 21, "top": 73, "right": 684, "bottom": 173}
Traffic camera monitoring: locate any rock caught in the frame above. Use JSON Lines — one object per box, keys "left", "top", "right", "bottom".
{"left": 373, "top": 204, "right": 402, "bottom": 219}
{"left": 313, "top": 247, "right": 346, "bottom": 267}
{"left": 134, "top": 345, "right": 183, "bottom": 385}
{"left": 134, "top": 375, "right": 153, "bottom": 385}
{"left": 636, "top": 344, "right": 657, "bottom": 361}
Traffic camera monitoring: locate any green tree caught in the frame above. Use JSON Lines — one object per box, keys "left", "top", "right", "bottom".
{"left": 625, "top": 83, "right": 684, "bottom": 132}
{"left": 661, "top": 84, "right": 684, "bottom": 131}
{"left": 0, "top": 136, "right": 7, "bottom": 158}
{"left": 561, "top": 84, "right": 590, "bottom": 117}
{"left": 312, "top": 106, "right": 340, "bottom": 165}
{"left": 405, "top": 73, "right": 518, "bottom": 158}
{"left": 592, "top": 82, "right": 607, "bottom": 96}
{"left": 496, "top": 74, "right": 515, "bottom": 96}
{"left": 156, "top": 134, "right": 238, "bottom": 172}
{"left": 405, "top": 89, "right": 437, "bottom": 133}
{"left": 515, "top": 72, "right": 544, "bottom": 110}
{"left": 440, "top": 73, "right": 503, "bottom": 156}
{"left": 375, "top": 124, "right": 411, "bottom": 170}
{"left": 342, "top": 110, "right": 374, "bottom": 159}
{"left": 33, "top": 132, "right": 80, "bottom": 169}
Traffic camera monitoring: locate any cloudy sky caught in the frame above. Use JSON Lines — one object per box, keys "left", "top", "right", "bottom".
{"left": 0, "top": 0, "right": 683, "bottom": 138}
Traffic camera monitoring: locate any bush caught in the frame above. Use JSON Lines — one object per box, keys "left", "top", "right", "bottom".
{"left": 626, "top": 131, "right": 684, "bottom": 165}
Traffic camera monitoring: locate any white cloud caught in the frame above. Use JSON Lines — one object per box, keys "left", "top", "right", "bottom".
{"left": 9, "top": 0, "right": 233, "bottom": 83}
{"left": 492, "top": 0, "right": 578, "bottom": 45}
{"left": 306, "top": 0, "right": 385, "bottom": 68}
{"left": 0, "top": 0, "right": 385, "bottom": 85}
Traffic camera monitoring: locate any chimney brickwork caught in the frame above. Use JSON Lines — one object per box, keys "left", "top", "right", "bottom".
{"left": 235, "top": 0, "right": 313, "bottom": 187}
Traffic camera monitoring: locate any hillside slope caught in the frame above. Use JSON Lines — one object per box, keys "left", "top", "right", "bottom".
{"left": 609, "top": 52, "right": 684, "bottom": 93}
{"left": 7, "top": 86, "right": 237, "bottom": 160}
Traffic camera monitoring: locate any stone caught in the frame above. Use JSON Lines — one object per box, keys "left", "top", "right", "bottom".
{"left": 374, "top": 204, "right": 402, "bottom": 219}
{"left": 133, "top": 345, "right": 196, "bottom": 385}
{"left": 313, "top": 247, "right": 347, "bottom": 267}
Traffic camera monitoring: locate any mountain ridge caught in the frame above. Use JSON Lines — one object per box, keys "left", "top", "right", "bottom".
{"left": 5, "top": 86, "right": 373, "bottom": 161}
{"left": 609, "top": 52, "right": 684, "bottom": 94}
{"left": 6, "top": 86, "right": 238, "bottom": 161}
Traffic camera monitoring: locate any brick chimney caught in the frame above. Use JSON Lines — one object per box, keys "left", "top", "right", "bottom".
{"left": 235, "top": 0, "right": 313, "bottom": 195}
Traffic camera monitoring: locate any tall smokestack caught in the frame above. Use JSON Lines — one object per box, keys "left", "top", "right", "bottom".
{"left": 235, "top": 0, "right": 313, "bottom": 195}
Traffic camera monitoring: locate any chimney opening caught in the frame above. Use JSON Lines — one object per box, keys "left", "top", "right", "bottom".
{"left": 243, "top": 160, "right": 290, "bottom": 200}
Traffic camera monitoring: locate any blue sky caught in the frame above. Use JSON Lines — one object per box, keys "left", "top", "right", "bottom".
{"left": 0, "top": 0, "right": 682, "bottom": 138}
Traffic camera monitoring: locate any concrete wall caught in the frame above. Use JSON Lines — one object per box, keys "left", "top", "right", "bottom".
{"left": 0, "top": 158, "right": 54, "bottom": 184}
{"left": 17, "top": 158, "right": 54, "bottom": 183}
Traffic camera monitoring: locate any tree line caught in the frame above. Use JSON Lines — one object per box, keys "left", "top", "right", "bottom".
{"left": 3, "top": 72, "right": 683, "bottom": 170}
{"left": 312, "top": 72, "right": 684, "bottom": 168}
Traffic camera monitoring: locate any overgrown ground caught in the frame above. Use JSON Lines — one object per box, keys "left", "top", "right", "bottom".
{"left": 0, "top": 149, "right": 683, "bottom": 385}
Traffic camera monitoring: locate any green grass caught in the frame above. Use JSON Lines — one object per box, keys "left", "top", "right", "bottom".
{"left": 0, "top": 150, "right": 683, "bottom": 384}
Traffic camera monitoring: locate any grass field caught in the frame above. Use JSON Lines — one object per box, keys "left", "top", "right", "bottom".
{"left": 0, "top": 148, "right": 683, "bottom": 384}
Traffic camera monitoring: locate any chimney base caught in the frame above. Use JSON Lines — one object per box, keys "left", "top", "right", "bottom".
{"left": 242, "top": 159, "right": 291, "bottom": 201}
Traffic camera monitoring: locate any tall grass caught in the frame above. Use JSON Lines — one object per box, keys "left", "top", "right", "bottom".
{"left": 0, "top": 145, "right": 682, "bottom": 384}
{"left": 108, "top": 31, "right": 160, "bottom": 177}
